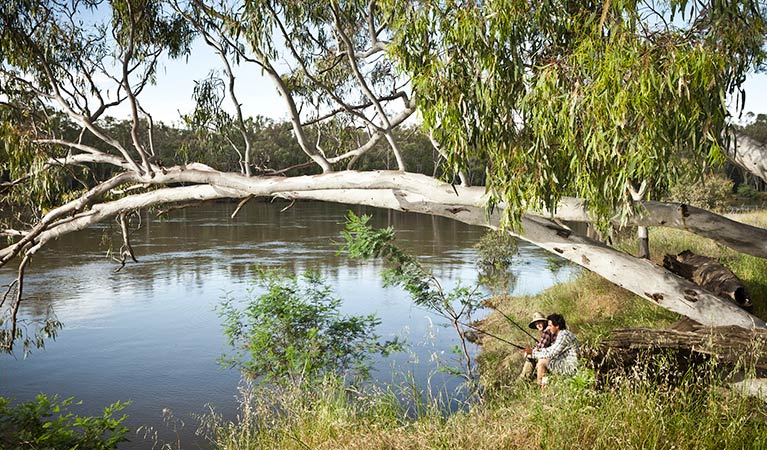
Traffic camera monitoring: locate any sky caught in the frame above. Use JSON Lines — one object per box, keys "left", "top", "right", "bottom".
{"left": 733, "top": 73, "right": 767, "bottom": 122}
{"left": 133, "top": 41, "right": 288, "bottom": 126}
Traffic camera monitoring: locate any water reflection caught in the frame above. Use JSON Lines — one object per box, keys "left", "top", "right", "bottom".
{"left": 1, "top": 201, "right": 577, "bottom": 449}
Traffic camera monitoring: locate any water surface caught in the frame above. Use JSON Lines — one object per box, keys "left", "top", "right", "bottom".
{"left": 1, "top": 202, "right": 575, "bottom": 448}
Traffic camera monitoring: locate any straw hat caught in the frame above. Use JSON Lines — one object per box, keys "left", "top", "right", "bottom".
{"left": 528, "top": 312, "right": 547, "bottom": 329}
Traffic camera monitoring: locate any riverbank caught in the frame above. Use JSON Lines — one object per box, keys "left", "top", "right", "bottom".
{"left": 5, "top": 208, "right": 767, "bottom": 449}
{"left": 194, "top": 211, "right": 767, "bottom": 449}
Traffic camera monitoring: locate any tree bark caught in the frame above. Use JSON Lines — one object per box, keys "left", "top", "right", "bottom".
{"left": 2, "top": 169, "right": 765, "bottom": 330}
{"left": 663, "top": 250, "right": 752, "bottom": 310}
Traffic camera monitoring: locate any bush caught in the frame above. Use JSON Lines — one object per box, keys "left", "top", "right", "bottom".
{"left": 473, "top": 230, "right": 518, "bottom": 270}
{"left": 0, "top": 395, "right": 129, "bottom": 450}
{"left": 217, "top": 268, "right": 401, "bottom": 383}
{"left": 736, "top": 183, "right": 760, "bottom": 200}
{"left": 666, "top": 173, "right": 733, "bottom": 212}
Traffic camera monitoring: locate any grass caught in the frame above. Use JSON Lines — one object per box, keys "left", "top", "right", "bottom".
{"left": 195, "top": 364, "right": 767, "bottom": 450}
{"left": 192, "top": 211, "right": 767, "bottom": 450}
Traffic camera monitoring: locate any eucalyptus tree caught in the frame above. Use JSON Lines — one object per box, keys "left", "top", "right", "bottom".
{"left": 174, "top": 0, "right": 417, "bottom": 173}
{"left": 2, "top": 0, "right": 767, "bottom": 353}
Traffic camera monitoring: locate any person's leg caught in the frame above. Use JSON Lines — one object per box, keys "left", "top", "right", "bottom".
{"left": 535, "top": 358, "right": 549, "bottom": 385}
{"left": 519, "top": 359, "right": 534, "bottom": 379}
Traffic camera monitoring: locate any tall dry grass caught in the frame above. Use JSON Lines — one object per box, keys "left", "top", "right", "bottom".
{"left": 197, "top": 211, "right": 767, "bottom": 449}
{"left": 198, "top": 361, "right": 767, "bottom": 450}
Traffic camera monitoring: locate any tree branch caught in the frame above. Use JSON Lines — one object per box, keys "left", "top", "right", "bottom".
{"left": 113, "top": 212, "right": 138, "bottom": 273}
{"left": 331, "top": 4, "right": 406, "bottom": 170}
{"left": 537, "top": 198, "right": 767, "bottom": 259}
{"left": 727, "top": 132, "right": 767, "bottom": 183}
{"left": 0, "top": 172, "right": 138, "bottom": 266}
{"left": 5, "top": 168, "right": 764, "bottom": 329}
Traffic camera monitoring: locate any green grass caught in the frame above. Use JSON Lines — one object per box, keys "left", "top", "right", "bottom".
{"left": 194, "top": 211, "right": 767, "bottom": 450}
{"left": 196, "top": 364, "right": 767, "bottom": 450}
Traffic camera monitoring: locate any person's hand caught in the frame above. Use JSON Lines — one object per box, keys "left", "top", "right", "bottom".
{"left": 522, "top": 347, "right": 532, "bottom": 355}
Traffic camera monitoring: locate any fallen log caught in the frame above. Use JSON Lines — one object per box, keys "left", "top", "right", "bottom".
{"left": 593, "top": 326, "right": 767, "bottom": 373}
{"left": 663, "top": 250, "right": 753, "bottom": 310}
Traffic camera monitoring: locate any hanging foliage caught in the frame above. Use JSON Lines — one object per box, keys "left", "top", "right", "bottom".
{"left": 385, "top": 0, "right": 767, "bottom": 227}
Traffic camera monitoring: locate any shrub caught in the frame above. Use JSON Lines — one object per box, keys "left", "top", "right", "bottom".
{"left": 0, "top": 395, "right": 129, "bottom": 450}
{"left": 472, "top": 230, "right": 520, "bottom": 294}
{"left": 666, "top": 173, "right": 733, "bottom": 212}
{"left": 473, "top": 230, "right": 518, "bottom": 270}
{"left": 217, "top": 268, "right": 401, "bottom": 383}
{"left": 736, "top": 183, "right": 760, "bottom": 200}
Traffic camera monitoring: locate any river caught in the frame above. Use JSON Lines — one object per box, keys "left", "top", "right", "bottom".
{"left": 0, "top": 201, "right": 576, "bottom": 448}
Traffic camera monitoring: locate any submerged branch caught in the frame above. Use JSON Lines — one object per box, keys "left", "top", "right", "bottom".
{"left": 6, "top": 255, "right": 31, "bottom": 353}
{"left": 113, "top": 212, "right": 138, "bottom": 273}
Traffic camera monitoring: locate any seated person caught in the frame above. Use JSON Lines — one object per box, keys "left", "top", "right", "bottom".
{"left": 519, "top": 312, "right": 554, "bottom": 380}
{"left": 524, "top": 313, "right": 579, "bottom": 386}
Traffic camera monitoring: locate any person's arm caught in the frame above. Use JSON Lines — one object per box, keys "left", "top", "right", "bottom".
{"left": 533, "top": 330, "right": 572, "bottom": 360}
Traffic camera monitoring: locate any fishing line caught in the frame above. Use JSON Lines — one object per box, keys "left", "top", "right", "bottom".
{"left": 491, "top": 306, "right": 539, "bottom": 343}
{"left": 410, "top": 303, "right": 527, "bottom": 350}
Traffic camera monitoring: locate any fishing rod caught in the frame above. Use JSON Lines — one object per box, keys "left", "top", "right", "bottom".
{"left": 491, "top": 306, "right": 539, "bottom": 343}
{"left": 408, "top": 304, "right": 528, "bottom": 350}
{"left": 457, "top": 319, "right": 527, "bottom": 350}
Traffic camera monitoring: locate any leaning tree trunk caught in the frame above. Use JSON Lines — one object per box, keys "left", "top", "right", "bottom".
{"left": 2, "top": 170, "right": 766, "bottom": 330}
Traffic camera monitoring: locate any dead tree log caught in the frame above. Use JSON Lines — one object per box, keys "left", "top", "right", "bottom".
{"left": 663, "top": 250, "right": 753, "bottom": 310}
{"left": 593, "top": 326, "right": 767, "bottom": 374}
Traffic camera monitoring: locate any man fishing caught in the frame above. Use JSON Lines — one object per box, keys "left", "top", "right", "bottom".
{"left": 523, "top": 313, "right": 579, "bottom": 387}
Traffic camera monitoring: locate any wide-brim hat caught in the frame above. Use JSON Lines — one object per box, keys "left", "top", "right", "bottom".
{"left": 528, "top": 312, "right": 547, "bottom": 329}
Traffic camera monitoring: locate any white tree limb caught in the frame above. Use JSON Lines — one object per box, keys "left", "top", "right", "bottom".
{"left": 728, "top": 132, "right": 767, "bottom": 183}
{"left": 542, "top": 198, "right": 767, "bottom": 259}
{"left": 2, "top": 169, "right": 764, "bottom": 329}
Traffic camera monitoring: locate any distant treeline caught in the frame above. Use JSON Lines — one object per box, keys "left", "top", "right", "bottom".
{"left": 75, "top": 116, "right": 489, "bottom": 184}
